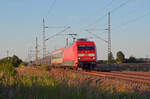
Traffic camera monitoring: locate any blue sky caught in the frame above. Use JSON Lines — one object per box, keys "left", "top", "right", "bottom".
{"left": 0, "top": 0, "right": 150, "bottom": 60}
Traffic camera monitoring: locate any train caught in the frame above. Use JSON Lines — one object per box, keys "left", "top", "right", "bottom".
{"left": 32, "top": 38, "right": 97, "bottom": 70}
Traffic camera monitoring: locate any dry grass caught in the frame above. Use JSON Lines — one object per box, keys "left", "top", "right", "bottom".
{"left": 49, "top": 68, "right": 150, "bottom": 98}
{"left": 100, "top": 78, "right": 150, "bottom": 93}
{"left": 0, "top": 66, "right": 150, "bottom": 99}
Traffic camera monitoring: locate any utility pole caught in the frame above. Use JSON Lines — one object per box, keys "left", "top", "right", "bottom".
{"left": 42, "top": 18, "right": 48, "bottom": 59}
{"left": 68, "top": 33, "right": 77, "bottom": 43}
{"left": 108, "top": 12, "right": 111, "bottom": 60}
{"left": 35, "top": 37, "right": 38, "bottom": 65}
{"left": 66, "top": 38, "right": 68, "bottom": 47}
{"left": 6, "top": 50, "right": 9, "bottom": 57}
{"left": 28, "top": 48, "right": 33, "bottom": 62}
{"left": 146, "top": 54, "right": 149, "bottom": 63}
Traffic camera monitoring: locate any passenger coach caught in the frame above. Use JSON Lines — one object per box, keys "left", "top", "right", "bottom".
{"left": 51, "top": 38, "right": 97, "bottom": 70}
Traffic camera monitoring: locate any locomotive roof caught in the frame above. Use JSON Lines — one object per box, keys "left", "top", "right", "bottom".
{"left": 75, "top": 41, "right": 95, "bottom": 44}
{"left": 51, "top": 48, "right": 65, "bottom": 54}
{"left": 51, "top": 40, "right": 95, "bottom": 54}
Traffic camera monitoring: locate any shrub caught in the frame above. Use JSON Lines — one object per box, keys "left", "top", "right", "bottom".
{"left": 0, "top": 63, "right": 17, "bottom": 76}
{"left": 38, "top": 65, "right": 51, "bottom": 71}
{"left": 107, "top": 52, "right": 115, "bottom": 64}
{"left": 11, "top": 55, "right": 22, "bottom": 67}
{"left": 127, "top": 56, "right": 137, "bottom": 63}
{"left": 0, "top": 55, "right": 23, "bottom": 67}
{"left": 19, "top": 62, "right": 28, "bottom": 67}
{"left": 116, "top": 51, "right": 125, "bottom": 64}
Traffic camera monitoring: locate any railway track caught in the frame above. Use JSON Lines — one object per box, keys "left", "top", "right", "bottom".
{"left": 112, "top": 71, "right": 150, "bottom": 77}
{"left": 17, "top": 66, "right": 150, "bottom": 86}
{"left": 82, "top": 71, "right": 150, "bottom": 85}
{"left": 47, "top": 67, "right": 150, "bottom": 85}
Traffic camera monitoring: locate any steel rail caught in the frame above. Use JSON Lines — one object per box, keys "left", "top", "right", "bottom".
{"left": 83, "top": 71, "right": 150, "bottom": 85}
{"left": 112, "top": 71, "right": 150, "bottom": 77}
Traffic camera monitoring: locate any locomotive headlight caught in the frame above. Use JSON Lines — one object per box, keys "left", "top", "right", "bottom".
{"left": 78, "top": 54, "right": 85, "bottom": 56}
{"left": 88, "top": 54, "right": 95, "bottom": 56}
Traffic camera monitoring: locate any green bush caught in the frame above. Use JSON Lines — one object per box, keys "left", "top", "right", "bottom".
{"left": 0, "top": 55, "right": 22, "bottom": 67}
{"left": 38, "top": 65, "right": 51, "bottom": 71}
{"left": 116, "top": 51, "right": 125, "bottom": 64}
{"left": 107, "top": 52, "right": 115, "bottom": 64}
{"left": 0, "top": 63, "right": 16, "bottom": 76}
{"left": 19, "top": 62, "right": 28, "bottom": 67}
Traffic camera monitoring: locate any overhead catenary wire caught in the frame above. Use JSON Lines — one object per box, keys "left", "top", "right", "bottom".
{"left": 45, "top": 0, "right": 57, "bottom": 19}
{"left": 47, "top": 26, "right": 70, "bottom": 29}
{"left": 83, "top": 0, "right": 116, "bottom": 28}
{"left": 46, "top": 26, "right": 71, "bottom": 41}
{"left": 84, "top": 0, "right": 134, "bottom": 28}
{"left": 121, "top": 12, "right": 150, "bottom": 26}
{"left": 85, "top": 14, "right": 108, "bottom": 28}
{"left": 110, "top": 0, "right": 131, "bottom": 13}
{"left": 101, "top": 0, "right": 116, "bottom": 11}
{"left": 85, "top": 28, "right": 107, "bottom": 31}
{"left": 85, "top": 30, "right": 108, "bottom": 43}
{"left": 114, "top": 12, "right": 150, "bottom": 30}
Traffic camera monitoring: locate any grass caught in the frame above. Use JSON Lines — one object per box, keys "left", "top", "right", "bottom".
{"left": 0, "top": 66, "right": 150, "bottom": 99}
{"left": 0, "top": 68, "right": 101, "bottom": 99}
{"left": 36, "top": 64, "right": 51, "bottom": 71}
{"left": 0, "top": 63, "right": 16, "bottom": 76}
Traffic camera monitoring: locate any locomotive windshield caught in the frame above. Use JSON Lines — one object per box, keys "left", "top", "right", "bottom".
{"left": 78, "top": 45, "right": 95, "bottom": 50}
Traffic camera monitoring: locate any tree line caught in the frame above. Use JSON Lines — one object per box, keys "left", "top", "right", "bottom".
{"left": 99, "top": 51, "right": 149, "bottom": 64}
{"left": 0, "top": 55, "right": 28, "bottom": 67}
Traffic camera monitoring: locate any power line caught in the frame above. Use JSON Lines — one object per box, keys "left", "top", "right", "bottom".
{"left": 85, "top": 28, "right": 107, "bottom": 31}
{"left": 84, "top": 0, "right": 133, "bottom": 28}
{"left": 85, "top": 14, "right": 107, "bottom": 28}
{"left": 122, "top": 12, "right": 150, "bottom": 25}
{"left": 114, "top": 12, "right": 150, "bottom": 29}
{"left": 46, "top": 26, "right": 71, "bottom": 41}
{"left": 101, "top": 0, "right": 116, "bottom": 11}
{"left": 111, "top": 0, "right": 131, "bottom": 13}
{"left": 84, "top": 0, "right": 116, "bottom": 28}
{"left": 85, "top": 30, "right": 108, "bottom": 43}
{"left": 45, "top": 0, "right": 57, "bottom": 19}
{"left": 47, "top": 26, "right": 69, "bottom": 28}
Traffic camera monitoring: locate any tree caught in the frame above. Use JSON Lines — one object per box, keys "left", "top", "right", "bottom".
{"left": 0, "top": 55, "right": 23, "bottom": 67}
{"left": 11, "top": 55, "right": 22, "bottom": 67}
{"left": 107, "top": 52, "right": 115, "bottom": 64}
{"left": 128, "top": 56, "right": 136, "bottom": 63}
{"left": 116, "top": 51, "right": 125, "bottom": 64}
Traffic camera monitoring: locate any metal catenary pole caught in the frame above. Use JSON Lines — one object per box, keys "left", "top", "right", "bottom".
{"left": 108, "top": 12, "right": 111, "bottom": 60}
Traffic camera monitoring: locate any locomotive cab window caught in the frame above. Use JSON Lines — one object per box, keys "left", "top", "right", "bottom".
{"left": 78, "top": 45, "right": 95, "bottom": 50}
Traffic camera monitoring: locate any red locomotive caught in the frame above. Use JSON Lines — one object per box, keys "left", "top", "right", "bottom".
{"left": 51, "top": 38, "right": 97, "bottom": 70}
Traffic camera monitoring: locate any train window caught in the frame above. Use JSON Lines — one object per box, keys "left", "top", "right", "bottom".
{"left": 78, "top": 45, "right": 95, "bottom": 50}
{"left": 51, "top": 51, "right": 62, "bottom": 59}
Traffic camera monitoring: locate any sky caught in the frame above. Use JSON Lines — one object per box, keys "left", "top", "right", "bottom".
{"left": 0, "top": 0, "right": 150, "bottom": 61}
